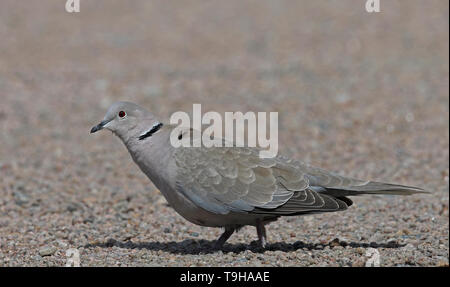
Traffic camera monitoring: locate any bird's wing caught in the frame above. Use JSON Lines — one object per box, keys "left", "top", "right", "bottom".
{"left": 287, "top": 158, "right": 369, "bottom": 188}
{"left": 173, "top": 137, "right": 350, "bottom": 215}
{"left": 172, "top": 127, "right": 425, "bottom": 216}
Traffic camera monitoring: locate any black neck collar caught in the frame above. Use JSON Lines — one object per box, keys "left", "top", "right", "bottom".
{"left": 138, "top": 123, "right": 163, "bottom": 140}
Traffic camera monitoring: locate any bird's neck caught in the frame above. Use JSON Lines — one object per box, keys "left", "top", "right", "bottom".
{"left": 122, "top": 128, "right": 174, "bottom": 188}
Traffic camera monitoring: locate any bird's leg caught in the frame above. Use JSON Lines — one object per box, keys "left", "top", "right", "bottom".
{"left": 214, "top": 227, "right": 235, "bottom": 250}
{"left": 256, "top": 219, "right": 267, "bottom": 248}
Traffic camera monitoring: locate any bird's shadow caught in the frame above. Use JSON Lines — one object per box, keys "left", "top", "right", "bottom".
{"left": 83, "top": 238, "right": 405, "bottom": 255}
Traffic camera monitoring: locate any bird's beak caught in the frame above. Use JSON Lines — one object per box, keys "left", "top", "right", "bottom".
{"left": 90, "top": 120, "right": 108, "bottom": 133}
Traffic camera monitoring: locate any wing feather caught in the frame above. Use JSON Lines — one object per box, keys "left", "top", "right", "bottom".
{"left": 173, "top": 137, "right": 423, "bottom": 216}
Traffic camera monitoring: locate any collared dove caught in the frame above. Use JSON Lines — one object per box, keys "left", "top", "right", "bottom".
{"left": 91, "top": 101, "right": 427, "bottom": 249}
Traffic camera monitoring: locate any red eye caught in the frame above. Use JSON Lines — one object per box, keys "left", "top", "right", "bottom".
{"left": 118, "top": 111, "right": 126, "bottom": 118}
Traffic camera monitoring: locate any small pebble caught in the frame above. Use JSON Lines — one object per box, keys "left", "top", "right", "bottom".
{"left": 39, "top": 246, "right": 57, "bottom": 257}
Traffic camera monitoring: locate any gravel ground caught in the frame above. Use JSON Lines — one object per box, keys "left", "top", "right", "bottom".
{"left": 0, "top": 1, "right": 448, "bottom": 267}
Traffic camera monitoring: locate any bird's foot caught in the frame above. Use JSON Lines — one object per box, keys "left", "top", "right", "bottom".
{"left": 213, "top": 227, "right": 235, "bottom": 251}
{"left": 259, "top": 237, "right": 267, "bottom": 249}
{"left": 256, "top": 219, "right": 267, "bottom": 249}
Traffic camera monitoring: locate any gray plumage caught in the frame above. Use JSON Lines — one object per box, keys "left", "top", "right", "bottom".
{"left": 91, "top": 101, "right": 428, "bottom": 249}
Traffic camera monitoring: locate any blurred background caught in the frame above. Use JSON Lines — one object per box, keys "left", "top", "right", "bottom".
{"left": 0, "top": 0, "right": 448, "bottom": 266}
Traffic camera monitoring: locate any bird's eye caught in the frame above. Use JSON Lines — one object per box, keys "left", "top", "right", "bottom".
{"left": 118, "top": 111, "right": 126, "bottom": 118}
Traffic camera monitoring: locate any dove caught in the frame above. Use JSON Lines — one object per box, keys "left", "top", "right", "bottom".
{"left": 91, "top": 101, "right": 427, "bottom": 249}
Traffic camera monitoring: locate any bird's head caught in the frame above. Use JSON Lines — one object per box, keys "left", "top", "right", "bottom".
{"left": 90, "top": 101, "right": 160, "bottom": 142}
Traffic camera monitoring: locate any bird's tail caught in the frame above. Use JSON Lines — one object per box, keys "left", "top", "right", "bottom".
{"left": 323, "top": 181, "right": 429, "bottom": 197}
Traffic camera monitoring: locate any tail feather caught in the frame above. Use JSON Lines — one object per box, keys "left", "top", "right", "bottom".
{"left": 323, "top": 181, "right": 428, "bottom": 197}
